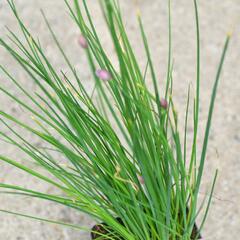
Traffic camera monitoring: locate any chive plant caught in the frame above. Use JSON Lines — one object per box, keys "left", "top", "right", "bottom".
{"left": 0, "top": 0, "right": 230, "bottom": 239}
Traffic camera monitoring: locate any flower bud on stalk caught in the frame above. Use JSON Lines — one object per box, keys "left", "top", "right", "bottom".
{"left": 95, "top": 69, "right": 112, "bottom": 81}
{"left": 78, "top": 34, "right": 88, "bottom": 49}
{"left": 137, "top": 175, "right": 144, "bottom": 185}
{"left": 160, "top": 98, "right": 168, "bottom": 109}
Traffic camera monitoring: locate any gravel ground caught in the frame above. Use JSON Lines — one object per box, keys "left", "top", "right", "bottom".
{"left": 0, "top": 0, "right": 239, "bottom": 239}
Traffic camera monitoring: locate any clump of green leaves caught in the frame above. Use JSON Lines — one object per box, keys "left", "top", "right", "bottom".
{"left": 0, "top": 0, "right": 230, "bottom": 239}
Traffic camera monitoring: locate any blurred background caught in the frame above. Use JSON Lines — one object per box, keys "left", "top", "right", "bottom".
{"left": 0, "top": 0, "right": 239, "bottom": 239}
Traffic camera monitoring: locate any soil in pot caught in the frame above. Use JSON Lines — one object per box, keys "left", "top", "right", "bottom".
{"left": 91, "top": 218, "right": 201, "bottom": 239}
{"left": 91, "top": 217, "right": 124, "bottom": 240}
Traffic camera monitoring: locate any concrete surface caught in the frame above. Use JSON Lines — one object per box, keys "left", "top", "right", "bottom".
{"left": 0, "top": 0, "right": 239, "bottom": 239}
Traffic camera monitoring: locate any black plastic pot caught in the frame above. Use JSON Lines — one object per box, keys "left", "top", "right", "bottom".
{"left": 91, "top": 218, "right": 201, "bottom": 239}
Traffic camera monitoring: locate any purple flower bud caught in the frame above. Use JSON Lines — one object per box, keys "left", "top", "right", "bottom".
{"left": 95, "top": 69, "right": 112, "bottom": 81}
{"left": 160, "top": 98, "right": 168, "bottom": 109}
{"left": 78, "top": 34, "right": 88, "bottom": 49}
